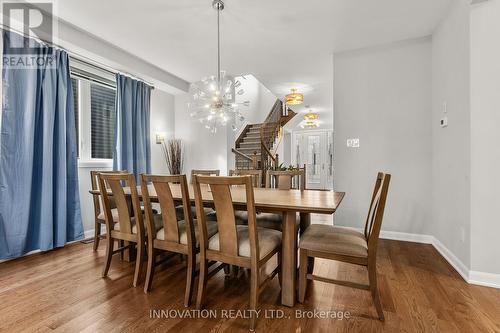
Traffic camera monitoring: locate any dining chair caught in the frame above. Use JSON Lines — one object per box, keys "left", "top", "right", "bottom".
{"left": 229, "top": 169, "right": 262, "bottom": 188}
{"left": 298, "top": 172, "right": 391, "bottom": 321}
{"left": 233, "top": 167, "right": 306, "bottom": 232}
{"left": 193, "top": 175, "right": 282, "bottom": 331}
{"left": 90, "top": 170, "right": 127, "bottom": 251}
{"left": 141, "top": 174, "right": 218, "bottom": 305}
{"left": 174, "top": 169, "right": 220, "bottom": 221}
{"left": 230, "top": 169, "right": 289, "bottom": 232}
{"left": 190, "top": 169, "right": 220, "bottom": 183}
{"left": 98, "top": 172, "right": 150, "bottom": 287}
{"left": 265, "top": 165, "right": 306, "bottom": 190}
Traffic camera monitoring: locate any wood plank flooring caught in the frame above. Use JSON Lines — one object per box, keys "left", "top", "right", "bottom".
{"left": 1, "top": 220, "right": 500, "bottom": 332}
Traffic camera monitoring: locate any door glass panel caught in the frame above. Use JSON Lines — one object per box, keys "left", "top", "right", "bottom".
{"left": 307, "top": 135, "right": 321, "bottom": 184}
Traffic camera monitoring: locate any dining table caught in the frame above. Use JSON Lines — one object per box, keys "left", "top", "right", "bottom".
{"left": 90, "top": 184, "right": 345, "bottom": 307}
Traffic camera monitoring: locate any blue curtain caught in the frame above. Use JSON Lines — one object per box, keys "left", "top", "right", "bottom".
{"left": 113, "top": 73, "right": 151, "bottom": 180}
{"left": 0, "top": 31, "right": 83, "bottom": 260}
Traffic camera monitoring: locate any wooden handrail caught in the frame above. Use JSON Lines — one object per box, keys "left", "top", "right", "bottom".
{"left": 260, "top": 99, "right": 283, "bottom": 170}
{"left": 231, "top": 148, "right": 252, "bottom": 161}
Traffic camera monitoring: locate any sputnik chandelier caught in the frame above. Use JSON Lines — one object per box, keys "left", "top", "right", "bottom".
{"left": 187, "top": 0, "right": 249, "bottom": 133}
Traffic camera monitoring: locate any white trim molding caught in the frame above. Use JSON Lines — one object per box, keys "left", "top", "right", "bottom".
{"left": 469, "top": 271, "right": 500, "bottom": 289}
{"left": 375, "top": 229, "right": 500, "bottom": 289}
{"left": 379, "top": 230, "right": 433, "bottom": 244}
{"left": 431, "top": 236, "right": 470, "bottom": 282}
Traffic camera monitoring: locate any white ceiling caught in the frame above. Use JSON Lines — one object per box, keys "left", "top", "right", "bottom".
{"left": 56, "top": 0, "right": 453, "bottom": 129}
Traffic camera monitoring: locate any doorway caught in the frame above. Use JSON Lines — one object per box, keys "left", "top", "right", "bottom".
{"left": 292, "top": 130, "right": 333, "bottom": 190}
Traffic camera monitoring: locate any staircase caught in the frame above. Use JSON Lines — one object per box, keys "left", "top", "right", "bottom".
{"left": 234, "top": 124, "right": 265, "bottom": 170}
{"left": 232, "top": 100, "right": 296, "bottom": 170}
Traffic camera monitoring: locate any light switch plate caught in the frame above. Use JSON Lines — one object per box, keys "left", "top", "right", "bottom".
{"left": 440, "top": 117, "right": 448, "bottom": 128}
{"left": 347, "top": 138, "right": 360, "bottom": 148}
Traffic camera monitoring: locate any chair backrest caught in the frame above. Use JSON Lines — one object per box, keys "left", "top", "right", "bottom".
{"left": 266, "top": 165, "right": 306, "bottom": 190}
{"left": 193, "top": 175, "right": 259, "bottom": 261}
{"left": 98, "top": 172, "right": 143, "bottom": 238}
{"left": 90, "top": 170, "right": 128, "bottom": 219}
{"left": 229, "top": 169, "right": 262, "bottom": 188}
{"left": 190, "top": 169, "right": 220, "bottom": 184}
{"left": 364, "top": 172, "right": 391, "bottom": 257}
{"left": 141, "top": 174, "right": 195, "bottom": 247}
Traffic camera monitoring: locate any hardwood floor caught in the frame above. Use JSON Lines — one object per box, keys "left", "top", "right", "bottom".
{"left": 1, "top": 220, "right": 500, "bottom": 332}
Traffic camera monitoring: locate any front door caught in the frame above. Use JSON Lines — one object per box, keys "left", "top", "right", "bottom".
{"left": 293, "top": 130, "right": 333, "bottom": 190}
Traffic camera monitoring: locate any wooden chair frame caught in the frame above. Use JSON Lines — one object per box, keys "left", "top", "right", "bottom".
{"left": 90, "top": 170, "right": 127, "bottom": 251}
{"left": 298, "top": 172, "right": 391, "bottom": 321}
{"left": 190, "top": 169, "right": 220, "bottom": 184}
{"left": 229, "top": 169, "right": 263, "bottom": 188}
{"left": 141, "top": 174, "right": 198, "bottom": 306}
{"left": 266, "top": 165, "right": 306, "bottom": 190}
{"left": 99, "top": 172, "right": 145, "bottom": 287}
{"left": 193, "top": 175, "right": 281, "bottom": 331}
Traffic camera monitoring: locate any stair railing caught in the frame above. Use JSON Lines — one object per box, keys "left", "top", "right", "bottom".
{"left": 231, "top": 148, "right": 258, "bottom": 170}
{"left": 260, "top": 99, "right": 283, "bottom": 170}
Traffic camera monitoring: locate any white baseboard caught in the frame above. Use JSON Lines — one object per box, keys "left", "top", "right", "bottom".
{"left": 431, "top": 236, "right": 470, "bottom": 282}
{"left": 0, "top": 231, "right": 94, "bottom": 264}
{"left": 377, "top": 229, "right": 500, "bottom": 289}
{"left": 469, "top": 271, "right": 500, "bottom": 289}
{"left": 379, "top": 230, "right": 433, "bottom": 244}
{"left": 83, "top": 229, "right": 95, "bottom": 240}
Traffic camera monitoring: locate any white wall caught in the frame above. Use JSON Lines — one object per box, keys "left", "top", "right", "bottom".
{"left": 470, "top": 0, "right": 500, "bottom": 276}
{"left": 175, "top": 93, "right": 228, "bottom": 180}
{"left": 333, "top": 37, "right": 433, "bottom": 234}
{"left": 431, "top": 0, "right": 471, "bottom": 269}
{"left": 150, "top": 89, "right": 176, "bottom": 175}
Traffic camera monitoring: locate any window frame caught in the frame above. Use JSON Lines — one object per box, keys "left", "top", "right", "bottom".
{"left": 72, "top": 75, "right": 116, "bottom": 168}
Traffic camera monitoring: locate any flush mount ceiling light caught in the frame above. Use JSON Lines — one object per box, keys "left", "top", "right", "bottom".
{"left": 300, "top": 110, "right": 319, "bottom": 129}
{"left": 187, "top": 0, "right": 249, "bottom": 134}
{"left": 285, "top": 88, "right": 304, "bottom": 105}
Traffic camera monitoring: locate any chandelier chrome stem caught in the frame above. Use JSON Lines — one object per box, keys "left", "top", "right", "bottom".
{"left": 217, "top": 6, "right": 220, "bottom": 84}
{"left": 213, "top": 0, "right": 224, "bottom": 85}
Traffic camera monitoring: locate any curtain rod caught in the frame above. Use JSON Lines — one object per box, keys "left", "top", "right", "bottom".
{"left": 0, "top": 25, "right": 155, "bottom": 89}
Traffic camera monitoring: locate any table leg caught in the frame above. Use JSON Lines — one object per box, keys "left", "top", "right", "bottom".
{"left": 299, "top": 212, "right": 314, "bottom": 274}
{"left": 281, "top": 211, "right": 298, "bottom": 307}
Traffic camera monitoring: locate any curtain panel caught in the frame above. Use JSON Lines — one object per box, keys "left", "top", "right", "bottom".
{"left": 113, "top": 73, "right": 152, "bottom": 180}
{"left": 0, "top": 31, "right": 83, "bottom": 259}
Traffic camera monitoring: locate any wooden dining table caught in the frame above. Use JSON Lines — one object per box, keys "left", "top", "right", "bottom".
{"left": 90, "top": 184, "right": 345, "bottom": 307}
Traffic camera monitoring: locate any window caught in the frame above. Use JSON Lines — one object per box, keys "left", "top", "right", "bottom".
{"left": 70, "top": 63, "right": 116, "bottom": 166}
{"left": 71, "top": 78, "right": 79, "bottom": 157}
{"left": 90, "top": 84, "right": 115, "bottom": 159}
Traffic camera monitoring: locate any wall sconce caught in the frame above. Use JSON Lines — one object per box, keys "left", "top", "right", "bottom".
{"left": 155, "top": 132, "right": 166, "bottom": 144}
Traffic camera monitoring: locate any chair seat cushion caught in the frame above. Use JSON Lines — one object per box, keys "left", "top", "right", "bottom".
{"left": 113, "top": 214, "right": 163, "bottom": 235}
{"left": 234, "top": 210, "right": 299, "bottom": 231}
{"left": 299, "top": 224, "right": 368, "bottom": 258}
{"left": 98, "top": 207, "right": 157, "bottom": 224}
{"left": 156, "top": 219, "right": 218, "bottom": 247}
{"left": 97, "top": 208, "right": 119, "bottom": 222}
{"left": 208, "top": 225, "right": 282, "bottom": 259}
{"left": 113, "top": 217, "right": 136, "bottom": 233}
{"left": 175, "top": 205, "right": 217, "bottom": 221}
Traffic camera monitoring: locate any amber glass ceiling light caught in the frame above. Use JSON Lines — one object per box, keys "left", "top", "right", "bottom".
{"left": 285, "top": 88, "right": 304, "bottom": 105}
{"left": 187, "top": 0, "right": 249, "bottom": 133}
{"left": 300, "top": 110, "right": 319, "bottom": 129}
